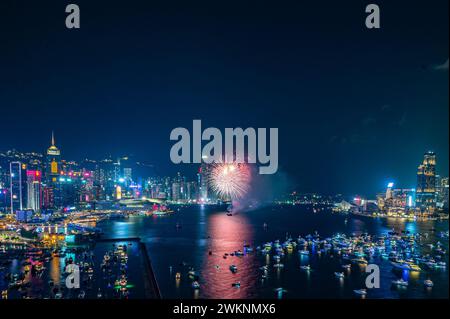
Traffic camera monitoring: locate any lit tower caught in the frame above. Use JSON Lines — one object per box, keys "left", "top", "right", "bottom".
{"left": 9, "top": 162, "right": 23, "bottom": 213}
{"left": 26, "top": 170, "right": 42, "bottom": 211}
{"left": 46, "top": 131, "right": 61, "bottom": 184}
{"left": 416, "top": 151, "right": 437, "bottom": 212}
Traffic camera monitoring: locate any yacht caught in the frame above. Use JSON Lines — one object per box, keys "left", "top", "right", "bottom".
{"left": 392, "top": 279, "right": 408, "bottom": 287}
{"left": 300, "top": 265, "right": 311, "bottom": 271}
{"left": 353, "top": 289, "right": 367, "bottom": 296}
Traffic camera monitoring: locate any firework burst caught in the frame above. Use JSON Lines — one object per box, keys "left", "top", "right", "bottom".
{"left": 209, "top": 163, "right": 251, "bottom": 200}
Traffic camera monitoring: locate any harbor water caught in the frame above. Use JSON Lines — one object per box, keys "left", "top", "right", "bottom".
{"left": 98, "top": 205, "right": 449, "bottom": 299}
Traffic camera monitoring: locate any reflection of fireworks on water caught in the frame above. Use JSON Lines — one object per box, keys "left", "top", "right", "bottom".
{"left": 209, "top": 163, "right": 251, "bottom": 200}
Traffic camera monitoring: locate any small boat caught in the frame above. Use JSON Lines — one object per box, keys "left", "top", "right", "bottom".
{"left": 391, "top": 261, "right": 421, "bottom": 272}
{"left": 78, "top": 290, "right": 86, "bottom": 299}
{"left": 424, "top": 279, "right": 434, "bottom": 288}
{"left": 392, "top": 279, "right": 408, "bottom": 287}
{"left": 353, "top": 289, "right": 367, "bottom": 296}
{"left": 342, "top": 264, "right": 351, "bottom": 270}
{"left": 334, "top": 272, "right": 344, "bottom": 278}
{"left": 273, "top": 263, "right": 284, "bottom": 269}
{"left": 274, "top": 287, "right": 287, "bottom": 294}
{"left": 192, "top": 281, "right": 200, "bottom": 289}
{"left": 300, "top": 265, "right": 311, "bottom": 271}
{"left": 232, "top": 281, "right": 241, "bottom": 288}
{"left": 229, "top": 265, "right": 238, "bottom": 273}
{"left": 299, "top": 250, "right": 309, "bottom": 255}
{"left": 175, "top": 272, "right": 181, "bottom": 280}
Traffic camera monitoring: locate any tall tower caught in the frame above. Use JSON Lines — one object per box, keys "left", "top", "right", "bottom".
{"left": 416, "top": 151, "right": 437, "bottom": 212}
{"left": 46, "top": 131, "right": 61, "bottom": 183}
{"left": 10, "top": 162, "right": 23, "bottom": 213}
{"left": 26, "top": 170, "right": 42, "bottom": 212}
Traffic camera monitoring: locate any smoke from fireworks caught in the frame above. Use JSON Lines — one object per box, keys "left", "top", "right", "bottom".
{"left": 209, "top": 163, "right": 251, "bottom": 200}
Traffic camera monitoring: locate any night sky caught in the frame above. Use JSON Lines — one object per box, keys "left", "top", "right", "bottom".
{"left": 0, "top": 1, "right": 448, "bottom": 196}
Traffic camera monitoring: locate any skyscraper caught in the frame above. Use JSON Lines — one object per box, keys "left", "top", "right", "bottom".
{"left": 26, "top": 170, "right": 41, "bottom": 211}
{"left": 10, "top": 161, "right": 23, "bottom": 213}
{"left": 416, "top": 151, "right": 437, "bottom": 212}
{"left": 46, "top": 131, "right": 61, "bottom": 184}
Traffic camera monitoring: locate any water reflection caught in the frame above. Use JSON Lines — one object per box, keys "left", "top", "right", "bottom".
{"left": 200, "top": 213, "right": 257, "bottom": 298}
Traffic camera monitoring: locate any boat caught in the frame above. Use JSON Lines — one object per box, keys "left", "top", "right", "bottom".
{"left": 232, "top": 281, "right": 241, "bottom": 288}
{"left": 424, "top": 279, "right": 434, "bottom": 288}
{"left": 192, "top": 281, "right": 200, "bottom": 289}
{"left": 299, "top": 250, "right": 309, "bottom": 256}
{"left": 273, "top": 263, "right": 284, "bottom": 269}
{"left": 300, "top": 265, "right": 311, "bottom": 271}
{"left": 334, "top": 272, "right": 345, "bottom": 278}
{"left": 341, "top": 264, "right": 351, "bottom": 270}
{"left": 392, "top": 279, "right": 408, "bottom": 287}
{"left": 353, "top": 289, "right": 367, "bottom": 296}
{"left": 229, "top": 265, "right": 238, "bottom": 273}
{"left": 351, "top": 258, "right": 368, "bottom": 265}
{"left": 78, "top": 290, "right": 86, "bottom": 299}
{"left": 391, "top": 261, "right": 421, "bottom": 272}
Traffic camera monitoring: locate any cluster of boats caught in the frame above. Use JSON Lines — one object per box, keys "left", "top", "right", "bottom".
{"left": 168, "top": 227, "right": 447, "bottom": 298}
{"left": 0, "top": 241, "right": 137, "bottom": 299}
{"left": 253, "top": 229, "right": 447, "bottom": 297}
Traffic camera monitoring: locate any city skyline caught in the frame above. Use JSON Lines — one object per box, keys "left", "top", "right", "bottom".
{"left": 0, "top": 132, "right": 448, "bottom": 198}
{"left": 1, "top": 133, "right": 448, "bottom": 208}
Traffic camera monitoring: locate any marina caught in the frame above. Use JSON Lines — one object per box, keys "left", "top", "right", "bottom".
{"left": 1, "top": 204, "right": 448, "bottom": 299}
{"left": 98, "top": 204, "right": 449, "bottom": 299}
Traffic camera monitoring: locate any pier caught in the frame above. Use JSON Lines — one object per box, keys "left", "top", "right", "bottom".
{"left": 97, "top": 237, "right": 162, "bottom": 299}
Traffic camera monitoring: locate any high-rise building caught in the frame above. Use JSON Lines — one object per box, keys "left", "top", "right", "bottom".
{"left": 437, "top": 177, "right": 449, "bottom": 210}
{"left": 198, "top": 165, "right": 209, "bottom": 202}
{"left": 123, "top": 168, "right": 132, "bottom": 183}
{"left": 416, "top": 151, "right": 437, "bottom": 212}
{"left": 172, "top": 182, "right": 180, "bottom": 201}
{"left": 46, "top": 131, "right": 61, "bottom": 184}
{"left": 10, "top": 161, "right": 23, "bottom": 213}
{"left": 26, "top": 170, "right": 41, "bottom": 212}
{"left": 42, "top": 186, "right": 54, "bottom": 209}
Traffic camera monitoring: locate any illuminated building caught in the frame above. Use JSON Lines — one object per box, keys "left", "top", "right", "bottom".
{"left": 26, "top": 170, "right": 41, "bottom": 212}
{"left": 385, "top": 182, "right": 394, "bottom": 199}
{"left": 391, "top": 188, "right": 416, "bottom": 208}
{"left": 172, "top": 182, "right": 180, "bottom": 201}
{"left": 124, "top": 168, "right": 132, "bottom": 183}
{"left": 46, "top": 131, "right": 61, "bottom": 184}
{"left": 416, "top": 151, "right": 437, "bottom": 212}
{"left": 198, "top": 164, "right": 209, "bottom": 202}
{"left": 9, "top": 161, "right": 24, "bottom": 213}
{"left": 115, "top": 185, "right": 122, "bottom": 200}
{"left": 437, "top": 176, "right": 449, "bottom": 210}
{"left": 16, "top": 209, "right": 34, "bottom": 222}
{"left": 42, "top": 186, "right": 54, "bottom": 209}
